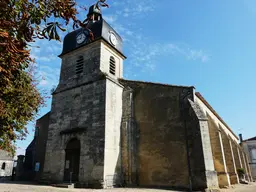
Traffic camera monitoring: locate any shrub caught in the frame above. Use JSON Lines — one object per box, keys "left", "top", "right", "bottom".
{"left": 237, "top": 168, "right": 245, "bottom": 177}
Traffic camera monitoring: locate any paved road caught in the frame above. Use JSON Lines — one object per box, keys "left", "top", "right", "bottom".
{"left": 0, "top": 182, "right": 255, "bottom": 192}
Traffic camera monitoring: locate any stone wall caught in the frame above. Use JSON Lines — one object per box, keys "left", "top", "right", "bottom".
{"left": 220, "top": 129, "right": 238, "bottom": 185}
{"left": 207, "top": 115, "right": 230, "bottom": 187}
{"left": 0, "top": 160, "right": 13, "bottom": 177}
{"left": 103, "top": 78, "right": 123, "bottom": 187}
{"left": 244, "top": 154, "right": 253, "bottom": 181}
{"left": 187, "top": 100, "right": 218, "bottom": 190}
{"left": 120, "top": 86, "right": 136, "bottom": 186}
{"left": 232, "top": 142, "right": 242, "bottom": 172}
{"left": 119, "top": 80, "right": 197, "bottom": 189}
{"left": 100, "top": 42, "right": 124, "bottom": 79}
{"left": 34, "top": 112, "right": 50, "bottom": 181}
{"left": 56, "top": 41, "right": 102, "bottom": 93}
{"left": 194, "top": 93, "right": 254, "bottom": 187}
{"left": 42, "top": 79, "right": 106, "bottom": 184}
{"left": 56, "top": 40, "right": 124, "bottom": 95}
{"left": 134, "top": 84, "right": 189, "bottom": 188}
{"left": 205, "top": 112, "right": 245, "bottom": 187}
{"left": 42, "top": 38, "right": 120, "bottom": 185}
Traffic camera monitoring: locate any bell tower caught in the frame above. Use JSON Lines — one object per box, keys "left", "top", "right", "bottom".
{"left": 42, "top": 2, "right": 126, "bottom": 187}
{"left": 55, "top": 3, "right": 125, "bottom": 93}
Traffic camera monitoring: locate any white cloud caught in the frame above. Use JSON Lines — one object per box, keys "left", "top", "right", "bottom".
{"left": 125, "top": 40, "right": 210, "bottom": 76}
{"left": 187, "top": 49, "right": 210, "bottom": 62}
{"left": 100, "top": 2, "right": 210, "bottom": 73}
{"left": 106, "top": 0, "right": 211, "bottom": 77}
{"left": 165, "top": 43, "right": 210, "bottom": 63}
{"left": 29, "top": 0, "right": 209, "bottom": 83}
{"left": 113, "top": 0, "right": 155, "bottom": 17}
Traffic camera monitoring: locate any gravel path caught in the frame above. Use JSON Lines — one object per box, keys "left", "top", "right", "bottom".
{"left": 0, "top": 182, "right": 256, "bottom": 192}
{"left": 0, "top": 182, "right": 181, "bottom": 192}
{"left": 220, "top": 182, "right": 256, "bottom": 192}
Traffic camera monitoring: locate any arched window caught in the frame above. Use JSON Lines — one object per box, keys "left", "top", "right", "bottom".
{"left": 109, "top": 56, "right": 116, "bottom": 75}
{"left": 76, "top": 56, "right": 84, "bottom": 74}
{"left": 1, "top": 162, "right": 6, "bottom": 170}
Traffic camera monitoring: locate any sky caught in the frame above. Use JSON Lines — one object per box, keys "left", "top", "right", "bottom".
{"left": 16, "top": 0, "right": 256, "bottom": 156}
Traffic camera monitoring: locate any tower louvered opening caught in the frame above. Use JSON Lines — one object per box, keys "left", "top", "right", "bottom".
{"left": 109, "top": 56, "right": 116, "bottom": 75}
{"left": 76, "top": 56, "right": 84, "bottom": 74}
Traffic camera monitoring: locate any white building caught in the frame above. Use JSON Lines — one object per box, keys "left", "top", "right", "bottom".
{"left": 241, "top": 135, "right": 256, "bottom": 181}
{"left": 0, "top": 149, "right": 14, "bottom": 178}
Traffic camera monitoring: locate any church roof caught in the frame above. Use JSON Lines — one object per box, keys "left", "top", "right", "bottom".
{"left": 119, "top": 79, "right": 194, "bottom": 89}
{"left": 60, "top": 19, "right": 123, "bottom": 57}
{"left": 195, "top": 92, "right": 239, "bottom": 140}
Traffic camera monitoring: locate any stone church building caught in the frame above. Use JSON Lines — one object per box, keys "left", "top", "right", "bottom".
{"left": 27, "top": 3, "right": 253, "bottom": 191}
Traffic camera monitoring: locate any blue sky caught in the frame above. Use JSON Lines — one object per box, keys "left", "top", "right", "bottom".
{"left": 16, "top": 0, "right": 256, "bottom": 156}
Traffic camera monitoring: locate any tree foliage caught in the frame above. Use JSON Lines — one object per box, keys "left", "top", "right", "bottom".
{"left": 0, "top": 0, "right": 108, "bottom": 155}
{"left": 237, "top": 168, "right": 245, "bottom": 177}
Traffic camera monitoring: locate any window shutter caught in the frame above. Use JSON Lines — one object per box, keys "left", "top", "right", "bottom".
{"left": 109, "top": 56, "right": 116, "bottom": 75}
{"left": 76, "top": 56, "right": 84, "bottom": 74}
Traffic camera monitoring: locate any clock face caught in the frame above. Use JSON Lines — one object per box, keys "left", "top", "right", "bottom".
{"left": 76, "top": 33, "right": 86, "bottom": 44}
{"left": 109, "top": 32, "right": 117, "bottom": 46}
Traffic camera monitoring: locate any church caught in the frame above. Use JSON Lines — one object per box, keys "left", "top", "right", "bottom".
{"left": 26, "top": 2, "right": 253, "bottom": 191}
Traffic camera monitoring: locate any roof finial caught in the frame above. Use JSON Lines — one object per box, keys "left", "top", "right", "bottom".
{"left": 95, "top": 0, "right": 109, "bottom": 10}
{"left": 83, "top": 0, "right": 109, "bottom": 23}
{"left": 80, "top": 0, "right": 109, "bottom": 42}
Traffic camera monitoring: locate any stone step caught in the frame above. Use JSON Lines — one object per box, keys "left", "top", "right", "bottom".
{"left": 52, "top": 183, "right": 74, "bottom": 188}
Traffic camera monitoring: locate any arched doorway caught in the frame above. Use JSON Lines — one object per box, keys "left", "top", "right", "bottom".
{"left": 64, "top": 138, "right": 80, "bottom": 182}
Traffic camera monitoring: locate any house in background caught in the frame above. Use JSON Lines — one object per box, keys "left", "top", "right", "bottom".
{"left": 0, "top": 149, "right": 14, "bottom": 179}
{"left": 240, "top": 134, "right": 256, "bottom": 181}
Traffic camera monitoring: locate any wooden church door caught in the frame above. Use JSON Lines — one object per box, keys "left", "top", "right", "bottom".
{"left": 64, "top": 138, "right": 80, "bottom": 182}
